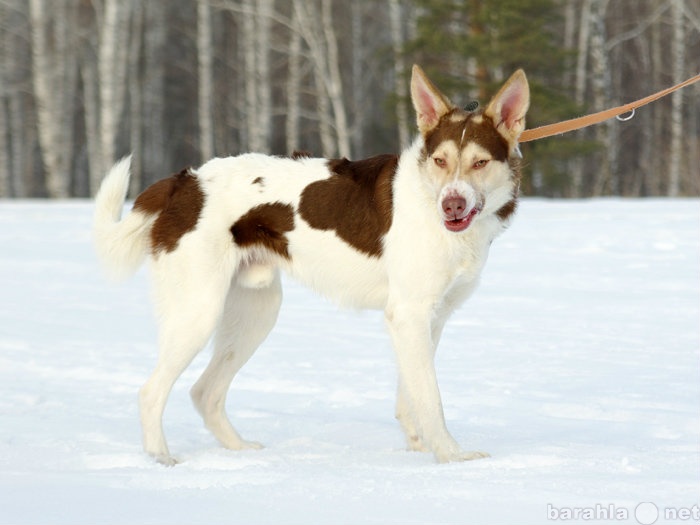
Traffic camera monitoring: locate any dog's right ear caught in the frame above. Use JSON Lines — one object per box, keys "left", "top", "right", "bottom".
{"left": 410, "top": 65, "right": 453, "bottom": 134}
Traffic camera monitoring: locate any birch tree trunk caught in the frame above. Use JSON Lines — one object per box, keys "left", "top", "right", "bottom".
{"left": 320, "top": 0, "right": 350, "bottom": 157}
{"left": 0, "top": 1, "right": 10, "bottom": 197}
{"left": 570, "top": 0, "right": 593, "bottom": 197}
{"left": 562, "top": 0, "right": 576, "bottom": 88}
{"left": 649, "top": 6, "right": 664, "bottom": 195}
{"left": 81, "top": 47, "right": 102, "bottom": 192}
{"left": 389, "top": 0, "right": 411, "bottom": 150}
{"left": 29, "top": 0, "right": 77, "bottom": 198}
{"left": 256, "top": 0, "right": 273, "bottom": 153}
{"left": 197, "top": 0, "right": 215, "bottom": 161}
{"left": 2, "top": 0, "right": 32, "bottom": 197}
{"left": 292, "top": 0, "right": 332, "bottom": 156}
{"left": 0, "top": 93, "right": 8, "bottom": 198}
{"left": 293, "top": 0, "right": 349, "bottom": 158}
{"left": 667, "top": 0, "right": 685, "bottom": 196}
{"left": 128, "top": 2, "right": 144, "bottom": 195}
{"left": 314, "top": 62, "right": 335, "bottom": 158}
{"left": 286, "top": 7, "right": 303, "bottom": 155}
{"left": 141, "top": 0, "right": 166, "bottom": 186}
{"left": 350, "top": 2, "right": 364, "bottom": 156}
{"left": 242, "top": 0, "right": 256, "bottom": 152}
{"left": 242, "top": 0, "right": 273, "bottom": 153}
{"left": 589, "top": 0, "right": 615, "bottom": 195}
{"left": 98, "top": 0, "right": 131, "bottom": 177}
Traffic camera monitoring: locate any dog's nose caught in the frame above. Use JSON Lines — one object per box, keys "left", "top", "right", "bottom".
{"left": 442, "top": 196, "right": 466, "bottom": 219}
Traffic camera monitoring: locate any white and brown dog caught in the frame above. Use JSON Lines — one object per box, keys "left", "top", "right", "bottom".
{"left": 94, "top": 65, "right": 529, "bottom": 465}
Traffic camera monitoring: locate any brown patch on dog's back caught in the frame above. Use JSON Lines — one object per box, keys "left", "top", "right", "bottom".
{"left": 298, "top": 154, "right": 397, "bottom": 257}
{"left": 133, "top": 168, "right": 205, "bottom": 254}
{"left": 291, "top": 150, "right": 313, "bottom": 160}
{"left": 230, "top": 203, "right": 295, "bottom": 259}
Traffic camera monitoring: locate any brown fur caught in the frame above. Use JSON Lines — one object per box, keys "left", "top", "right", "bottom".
{"left": 496, "top": 157, "right": 522, "bottom": 222}
{"left": 422, "top": 110, "right": 509, "bottom": 163}
{"left": 291, "top": 150, "right": 313, "bottom": 160}
{"left": 298, "top": 154, "right": 398, "bottom": 257}
{"left": 133, "top": 168, "right": 205, "bottom": 254}
{"left": 230, "top": 202, "right": 296, "bottom": 259}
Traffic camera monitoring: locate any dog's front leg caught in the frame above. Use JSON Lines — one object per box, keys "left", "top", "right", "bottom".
{"left": 386, "top": 301, "right": 488, "bottom": 463}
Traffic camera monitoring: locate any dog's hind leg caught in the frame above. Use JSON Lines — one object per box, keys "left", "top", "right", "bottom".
{"left": 191, "top": 270, "right": 282, "bottom": 451}
{"left": 139, "top": 258, "right": 234, "bottom": 466}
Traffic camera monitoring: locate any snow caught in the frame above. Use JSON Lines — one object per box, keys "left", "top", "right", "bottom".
{"left": 0, "top": 198, "right": 698, "bottom": 524}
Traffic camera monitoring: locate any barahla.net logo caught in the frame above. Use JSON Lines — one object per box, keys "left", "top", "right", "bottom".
{"left": 547, "top": 502, "right": 700, "bottom": 523}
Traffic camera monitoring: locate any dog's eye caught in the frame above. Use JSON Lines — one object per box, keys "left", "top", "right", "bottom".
{"left": 433, "top": 157, "right": 447, "bottom": 168}
{"left": 473, "top": 159, "right": 489, "bottom": 169}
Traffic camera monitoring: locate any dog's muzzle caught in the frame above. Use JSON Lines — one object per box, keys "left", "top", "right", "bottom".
{"left": 441, "top": 187, "right": 483, "bottom": 232}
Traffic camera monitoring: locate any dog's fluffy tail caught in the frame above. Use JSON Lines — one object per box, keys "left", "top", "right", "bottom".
{"left": 93, "top": 155, "right": 153, "bottom": 280}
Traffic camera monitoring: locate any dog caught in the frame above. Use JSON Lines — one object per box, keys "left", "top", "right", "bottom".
{"left": 93, "top": 65, "right": 529, "bottom": 465}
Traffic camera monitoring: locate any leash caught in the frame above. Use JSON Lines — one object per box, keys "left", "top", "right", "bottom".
{"left": 519, "top": 73, "right": 700, "bottom": 143}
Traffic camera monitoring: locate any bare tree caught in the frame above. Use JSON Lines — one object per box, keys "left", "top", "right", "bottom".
{"left": 320, "top": 0, "right": 350, "bottom": 157}
{"left": 285, "top": 5, "right": 303, "bottom": 155}
{"left": 0, "top": 0, "right": 11, "bottom": 197}
{"left": 98, "top": 0, "right": 131, "bottom": 177}
{"left": 292, "top": 0, "right": 350, "bottom": 157}
{"left": 668, "top": 0, "right": 686, "bottom": 196}
{"left": 29, "top": 0, "right": 77, "bottom": 198}
{"left": 127, "top": 1, "right": 144, "bottom": 195}
{"left": 4, "top": 0, "right": 700, "bottom": 198}
{"left": 140, "top": 1, "right": 167, "bottom": 186}
{"left": 241, "top": 0, "right": 273, "bottom": 153}
{"left": 588, "top": 0, "right": 616, "bottom": 195}
{"left": 1, "top": 0, "right": 36, "bottom": 197}
{"left": 197, "top": 0, "right": 215, "bottom": 160}
{"left": 389, "top": 0, "right": 411, "bottom": 150}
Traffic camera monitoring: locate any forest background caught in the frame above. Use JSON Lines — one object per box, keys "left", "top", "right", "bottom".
{"left": 0, "top": 0, "right": 698, "bottom": 199}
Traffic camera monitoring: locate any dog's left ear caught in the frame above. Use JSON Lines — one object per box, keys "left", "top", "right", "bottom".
{"left": 484, "top": 69, "right": 530, "bottom": 143}
{"left": 410, "top": 64, "right": 453, "bottom": 134}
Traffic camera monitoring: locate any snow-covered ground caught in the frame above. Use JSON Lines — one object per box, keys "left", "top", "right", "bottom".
{"left": 0, "top": 199, "right": 698, "bottom": 525}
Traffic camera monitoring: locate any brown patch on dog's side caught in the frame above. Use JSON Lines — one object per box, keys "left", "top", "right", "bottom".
{"left": 252, "top": 176, "right": 265, "bottom": 186}
{"left": 422, "top": 110, "right": 509, "bottom": 162}
{"left": 298, "top": 154, "right": 397, "bottom": 257}
{"left": 133, "top": 168, "right": 205, "bottom": 254}
{"left": 230, "top": 202, "right": 295, "bottom": 259}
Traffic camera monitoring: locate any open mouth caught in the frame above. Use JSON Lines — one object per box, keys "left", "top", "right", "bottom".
{"left": 444, "top": 206, "right": 481, "bottom": 232}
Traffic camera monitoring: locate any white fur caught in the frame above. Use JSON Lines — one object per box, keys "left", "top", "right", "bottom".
{"left": 94, "top": 156, "right": 155, "bottom": 281}
{"left": 93, "top": 68, "right": 528, "bottom": 465}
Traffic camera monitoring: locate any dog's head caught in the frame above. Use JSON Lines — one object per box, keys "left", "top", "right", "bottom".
{"left": 410, "top": 65, "right": 529, "bottom": 232}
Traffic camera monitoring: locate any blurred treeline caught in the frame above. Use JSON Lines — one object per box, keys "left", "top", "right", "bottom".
{"left": 1, "top": 0, "right": 698, "bottom": 198}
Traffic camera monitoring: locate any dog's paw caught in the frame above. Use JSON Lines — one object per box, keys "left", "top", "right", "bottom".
{"left": 154, "top": 453, "right": 180, "bottom": 467}
{"left": 459, "top": 450, "right": 490, "bottom": 461}
{"left": 221, "top": 438, "right": 264, "bottom": 451}
{"left": 434, "top": 448, "right": 490, "bottom": 463}
{"left": 239, "top": 440, "right": 264, "bottom": 450}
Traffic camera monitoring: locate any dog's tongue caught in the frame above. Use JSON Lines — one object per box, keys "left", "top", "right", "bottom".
{"left": 444, "top": 207, "right": 480, "bottom": 232}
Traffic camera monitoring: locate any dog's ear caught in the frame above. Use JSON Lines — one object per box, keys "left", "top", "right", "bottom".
{"left": 410, "top": 65, "right": 453, "bottom": 134}
{"left": 484, "top": 69, "right": 530, "bottom": 143}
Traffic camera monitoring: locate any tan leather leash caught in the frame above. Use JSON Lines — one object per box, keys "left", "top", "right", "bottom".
{"left": 519, "top": 72, "right": 700, "bottom": 143}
